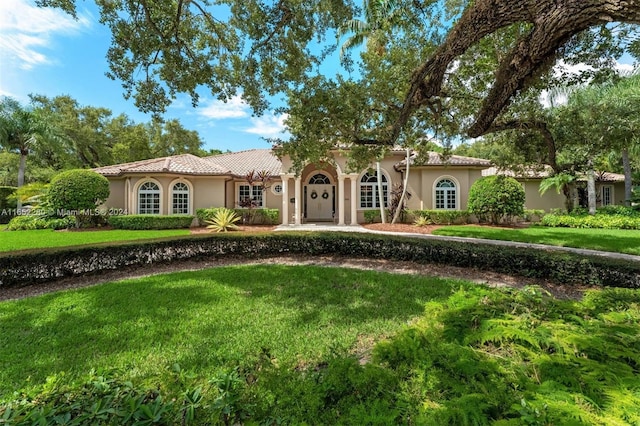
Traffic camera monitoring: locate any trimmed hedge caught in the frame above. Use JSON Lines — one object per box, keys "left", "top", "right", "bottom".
{"left": 408, "top": 210, "right": 471, "bottom": 225}
{"left": 1, "top": 233, "right": 638, "bottom": 289}
{"left": 196, "top": 208, "right": 279, "bottom": 225}
{"left": 540, "top": 213, "right": 640, "bottom": 229}
{"left": 108, "top": 214, "right": 194, "bottom": 230}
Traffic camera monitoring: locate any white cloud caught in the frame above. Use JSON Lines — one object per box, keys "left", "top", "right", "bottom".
{"left": 198, "top": 95, "right": 250, "bottom": 119}
{"left": 0, "top": 0, "right": 91, "bottom": 70}
{"left": 540, "top": 59, "right": 638, "bottom": 107}
{"left": 245, "top": 112, "right": 289, "bottom": 137}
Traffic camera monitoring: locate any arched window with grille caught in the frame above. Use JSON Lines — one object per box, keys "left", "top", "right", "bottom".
{"left": 435, "top": 178, "right": 457, "bottom": 210}
{"left": 359, "top": 171, "right": 388, "bottom": 208}
{"left": 138, "top": 181, "right": 160, "bottom": 214}
{"left": 171, "top": 182, "right": 190, "bottom": 214}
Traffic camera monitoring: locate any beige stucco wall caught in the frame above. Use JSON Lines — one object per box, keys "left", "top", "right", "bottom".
{"left": 404, "top": 167, "right": 484, "bottom": 211}
{"left": 105, "top": 175, "right": 227, "bottom": 215}
{"left": 103, "top": 178, "right": 126, "bottom": 211}
{"left": 521, "top": 180, "right": 565, "bottom": 211}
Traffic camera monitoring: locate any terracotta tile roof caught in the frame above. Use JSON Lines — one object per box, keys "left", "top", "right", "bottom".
{"left": 482, "top": 166, "right": 552, "bottom": 179}
{"left": 205, "top": 149, "right": 282, "bottom": 177}
{"left": 396, "top": 152, "right": 492, "bottom": 168}
{"left": 93, "top": 154, "right": 229, "bottom": 176}
{"left": 483, "top": 167, "right": 625, "bottom": 182}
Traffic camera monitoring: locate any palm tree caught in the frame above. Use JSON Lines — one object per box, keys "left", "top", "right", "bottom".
{"left": 0, "top": 97, "right": 59, "bottom": 209}
{"left": 337, "top": 0, "right": 404, "bottom": 58}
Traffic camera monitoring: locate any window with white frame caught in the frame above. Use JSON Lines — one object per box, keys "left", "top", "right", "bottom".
{"left": 601, "top": 185, "right": 613, "bottom": 206}
{"left": 138, "top": 181, "right": 160, "bottom": 214}
{"left": 435, "top": 178, "right": 457, "bottom": 210}
{"left": 238, "top": 184, "right": 264, "bottom": 208}
{"left": 359, "top": 171, "right": 388, "bottom": 208}
{"left": 309, "top": 173, "right": 331, "bottom": 184}
{"left": 172, "top": 182, "right": 190, "bottom": 214}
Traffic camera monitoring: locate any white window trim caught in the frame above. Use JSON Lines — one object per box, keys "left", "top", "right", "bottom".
{"left": 271, "top": 181, "right": 284, "bottom": 196}
{"left": 135, "top": 178, "right": 164, "bottom": 215}
{"left": 236, "top": 182, "right": 266, "bottom": 208}
{"left": 432, "top": 176, "right": 460, "bottom": 210}
{"left": 358, "top": 169, "right": 390, "bottom": 210}
{"left": 168, "top": 178, "right": 194, "bottom": 215}
{"left": 601, "top": 184, "right": 614, "bottom": 206}
{"left": 307, "top": 171, "right": 334, "bottom": 185}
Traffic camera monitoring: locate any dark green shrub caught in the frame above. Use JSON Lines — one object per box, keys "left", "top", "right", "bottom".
{"left": 109, "top": 214, "right": 194, "bottom": 230}
{"left": 47, "top": 170, "right": 110, "bottom": 227}
{"left": 408, "top": 209, "right": 471, "bottom": 225}
{"left": 0, "top": 186, "right": 17, "bottom": 210}
{"left": 364, "top": 210, "right": 381, "bottom": 223}
{"left": 468, "top": 175, "right": 525, "bottom": 224}
{"left": 2, "top": 233, "right": 638, "bottom": 289}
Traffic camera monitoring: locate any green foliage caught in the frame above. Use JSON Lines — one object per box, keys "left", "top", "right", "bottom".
{"left": 0, "top": 186, "right": 16, "bottom": 210}
{"left": 196, "top": 207, "right": 279, "bottom": 225}
{"left": 521, "top": 209, "right": 546, "bottom": 222}
{"left": 540, "top": 209, "right": 640, "bottom": 229}
{"left": 408, "top": 209, "right": 471, "bottom": 225}
{"left": 206, "top": 208, "right": 240, "bottom": 233}
{"left": 468, "top": 175, "right": 525, "bottom": 224}
{"left": 3, "top": 232, "right": 640, "bottom": 289}
{"left": 48, "top": 169, "right": 110, "bottom": 211}
{"left": 413, "top": 215, "right": 431, "bottom": 227}
{"left": 1, "top": 267, "right": 639, "bottom": 424}
{"left": 364, "top": 209, "right": 381, "bottom": 223}
{"left": 6, "top": 215, "right": 75, "bottom": 231}
{"left": 108, "top": 214, "right": 194, "bottom": 230}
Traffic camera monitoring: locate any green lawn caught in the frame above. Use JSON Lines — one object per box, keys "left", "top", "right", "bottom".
{"left": 0, "top": 228, "right": 191, "bottom": 252}
{"left": 1, "top": 265, "right": 639, "bottom": 424}
{"left": 433, "top": 225, "right": 640, "bottom": 255}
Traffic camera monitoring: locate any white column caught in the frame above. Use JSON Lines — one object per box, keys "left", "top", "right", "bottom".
{"left": 294, "top": 176, "right": 302, "bottom": 225}
{"left": 338, "top": 175, "right": 346, "bottom": 225}
{"left": 350, "top": 174, "right": 358, "bottom": 225}
{"left": 280, "top": 174, "right": 291, "bottom": 225}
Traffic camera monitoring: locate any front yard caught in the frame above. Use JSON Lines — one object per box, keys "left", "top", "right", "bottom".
{"left": 1, "top": 264, "right": 639, "bottom": 424}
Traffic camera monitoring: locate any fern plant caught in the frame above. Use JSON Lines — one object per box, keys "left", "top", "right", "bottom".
{"left": 206, "top": 208, "right": 241, "bottom": 232}
{"left": 413, "top": 215, "right": 431, "bottom": 227}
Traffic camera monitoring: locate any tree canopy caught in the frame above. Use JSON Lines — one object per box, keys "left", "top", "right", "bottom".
{"left": 38, "top": 0, "right": 640, "bottom": 155}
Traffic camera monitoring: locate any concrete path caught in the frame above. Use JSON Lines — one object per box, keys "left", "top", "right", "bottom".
{"left": 274, "top": 224, "right": 640, "bottom": 263}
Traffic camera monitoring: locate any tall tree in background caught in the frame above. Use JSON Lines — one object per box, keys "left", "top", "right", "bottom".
{"left": 0, "top": 97, "right": 61, "bottom": 208}
{"left": 38, "top": 1, "right": 640, "bottom": 149}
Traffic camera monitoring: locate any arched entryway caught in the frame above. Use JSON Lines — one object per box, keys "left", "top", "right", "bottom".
{"left": 305, "top": 171, "right": 335, "bottom": 221}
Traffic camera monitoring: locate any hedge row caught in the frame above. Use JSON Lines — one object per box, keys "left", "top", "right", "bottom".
{"left": 196, "top": 208, "right": 279, "bottom": 225}
{"left": 1, "top": 233, "right": 638, "bottom": 289}
{"left": 540, "top": 213, "right": 640, "bottom": 229}
{"left": 108, "top": 214, "right": 194, "bottom": 230}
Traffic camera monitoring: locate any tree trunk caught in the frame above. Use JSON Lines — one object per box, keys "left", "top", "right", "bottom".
{"left": 587, "top": 166, "right": 597, "bottom": 215}
{"left": 622, "top": 147, "right": 633, "bottom": 206}
{"left": 376, "top": 161, "right": 386, "bottom": 223}
{"left": 389, "top": 0, "right": 640, "bottom": 144}
{"left": 391, "top": 148, "right": 410, "bottom": 224}
{"left": 16, "top": 152, "right": 27, "bottom": 210}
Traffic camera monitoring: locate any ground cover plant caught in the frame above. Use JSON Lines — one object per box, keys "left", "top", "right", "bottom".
{"left": 1, "top": 265, "right": 638, "bottom": 424}
{"left": 0, "top": 228, "right": 190, "bottom": 252}
{"left": 432, "top": 225, "right": 640, "bottom": 256}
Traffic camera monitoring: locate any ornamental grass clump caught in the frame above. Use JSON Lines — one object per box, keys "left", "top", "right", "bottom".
{"left": 206, "top": 208, "right": 241, "bottom": 232}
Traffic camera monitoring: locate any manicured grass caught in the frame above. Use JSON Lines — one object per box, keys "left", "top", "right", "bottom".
{"left": 0, "top": 228, "right": 191, "bottom": 252}
{"left": 433, "top": 225, "right": 640, "bottom": 255}
{"left": 1, "top": 265, "right": 639, "bottom": 424}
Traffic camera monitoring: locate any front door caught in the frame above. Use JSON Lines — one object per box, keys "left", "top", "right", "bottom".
{"left": 306, "top": 184, "right": 334, "bottom": 221}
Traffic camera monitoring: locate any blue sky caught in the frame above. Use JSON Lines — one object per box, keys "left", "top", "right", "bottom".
{"left": 0, "top": 0, "right": 299, "bottom": 153}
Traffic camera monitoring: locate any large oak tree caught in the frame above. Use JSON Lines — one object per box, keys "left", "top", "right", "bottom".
{"left": 40, "top": 1, "right": 640, "bottom": 147}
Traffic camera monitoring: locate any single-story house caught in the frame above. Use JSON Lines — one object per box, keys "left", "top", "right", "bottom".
{"left": 93, "top": 148, "right": 625, "bottom": 225}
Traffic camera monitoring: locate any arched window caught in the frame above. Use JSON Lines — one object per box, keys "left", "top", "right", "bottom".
{"left": 138, "top": 181, "right": 160, "bottom": 214}
{"left": 435, "top": 178, "right": 457, "bottom": 210}
{"left": 171, "top": 182, "right": 190, "bottom": 214}
{"left": 359, "top": 171, "right": 388, "bottom": 208}
{"left": 308, "top": 173, "right": 331, "bottom": 184}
